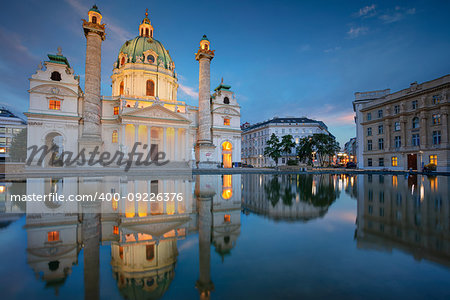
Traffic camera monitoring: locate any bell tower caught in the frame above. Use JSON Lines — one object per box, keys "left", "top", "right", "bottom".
{"left": 139, "top": 9, "right": 154, "bottom": 38}
{"left": 79, "top": 5, "right": 105, "bottom": 151}
{"left": 195, "top": 35, "right": 216, "bottom": 168}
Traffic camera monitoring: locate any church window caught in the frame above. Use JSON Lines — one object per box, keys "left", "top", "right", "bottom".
{"left": 223, "top": 97, "right": 230, "bottom": 104}
{"left": 50, "top": 71, "right": 61, "bottom": 81}
{"left": 224, "top": 118, "right": 230, "bottom": 126}
{"left": 146, "top": 244, "right": 155, "bottom": 261}
{"left": 113, "top": 226, "right": 119, "bottom": 235}
{"left": 92, "top": 16, "right": 97, "bottom": 24}
{"left": 145, "top": 28, "right": 149, "bottom": 37}
{"left": 147, "top": 55, "right": 155, "bottom": 63}
{"left": 47, "top": 231, "right": 59, "bottom": 242}
{"left": 119, "top": 246, "right": 124, "bottom": 259}
{"left": 112, "top": 130, "right": 118, "bottom": 143}
{"left": 224, "top": 214, "right": 231, "bottom": 223}
{"left": 114, "top": 106, "right": 119, "bottom": 115}
{"left": 49, "top": 100, "right": 61, "bottom": 110}
{"left": 121, "top": 57, "right": 125, "bottom": 66}
{"left": 119, "top": 81, "right": 124, "bottom": 95}
{"left": 146, "top": 80, "right": 155, "bottom": 96}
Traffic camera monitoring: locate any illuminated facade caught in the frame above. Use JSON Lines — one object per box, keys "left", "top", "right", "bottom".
{"left": 25, "top": 6, "right": 241, "bottom": 169}
{"left": 353, "top": 75, "right": 449, "bottom": 171}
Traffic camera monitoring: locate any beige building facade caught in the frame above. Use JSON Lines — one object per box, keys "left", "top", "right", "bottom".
{"left": 353, "top": 74, "right": 449, "bottom": 172}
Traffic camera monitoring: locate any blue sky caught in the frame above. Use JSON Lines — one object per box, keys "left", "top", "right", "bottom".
{"left": 1, "top": 0, "right": 449, "bottom": 146}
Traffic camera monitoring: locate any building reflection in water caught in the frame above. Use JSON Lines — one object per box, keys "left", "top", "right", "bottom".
{"left": 22, "top": 174, "right": 242, "bottom": 299}
{"left": 355, "top": 174, "right": 450, "bottom": 267}
{"left": 242, "top": 174, "right": 340, "bottom": 221}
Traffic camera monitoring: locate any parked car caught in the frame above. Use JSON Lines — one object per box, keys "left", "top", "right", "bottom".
{"left": 346, "top": 162, "right": 357, "bottom": 169}
{"left": 242, "top": 163, "right": 254, "bottom": 168}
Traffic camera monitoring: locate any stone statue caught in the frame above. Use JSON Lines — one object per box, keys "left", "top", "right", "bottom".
{"left": 57, "top": 47, "right": 62, "bottom": 56}
{"left": 136, "top": 55, "right": 142, "bottom": 63}
{"left": 37, "top": 61, "right": 43, "bottom": 70}
{"left": 134, "top": 101, "right": 139, "bottom": 108}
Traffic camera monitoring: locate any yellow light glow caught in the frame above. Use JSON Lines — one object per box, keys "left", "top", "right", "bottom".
{"left": 0, "top": 186, "right": 5, "bottom": 193}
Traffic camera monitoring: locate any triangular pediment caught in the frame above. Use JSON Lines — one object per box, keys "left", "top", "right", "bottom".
{"left": 29, "top": 84, "right": 79, "bottom": 97}
{"left": 121, "top": 103, "right": 191, "bottom": 123}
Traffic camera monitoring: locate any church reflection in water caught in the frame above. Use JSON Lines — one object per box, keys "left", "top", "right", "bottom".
{"left": 1, "top": 173, "right": 447, "bottom": 299}
{"left": 22, "top": 174, "right": 242, "bottom": 299}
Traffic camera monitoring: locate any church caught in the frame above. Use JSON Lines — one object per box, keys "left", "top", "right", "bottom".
{"left": 25, "top": 5, "right": 241, "bottom": 169}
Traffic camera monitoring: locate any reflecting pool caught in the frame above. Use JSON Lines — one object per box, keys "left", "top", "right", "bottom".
{"left": 0, "top": 174, "right": 449, "bottom": 299}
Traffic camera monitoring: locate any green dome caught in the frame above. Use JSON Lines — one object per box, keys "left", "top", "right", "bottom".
{"left": 117, "top": 36, "right": 173, "bottom": 69}
{"left": 89, "top": 5, "right": 101, "bottom": 14}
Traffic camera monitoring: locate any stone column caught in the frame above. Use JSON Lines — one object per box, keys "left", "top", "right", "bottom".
{"left": 195, "top": 175, "right": 215, "bottom": 300}
{"left": 163, "top": 127, "right": 167, "bottom": 159}
{"left": 174, "top": 128, "right": 179, "bottom": 161}
{"left": 440, "top": 108, "right": 448, "bottom": 146}
{"left": 420, "top": 111, "right": 428, "bottom": 148}
{"left": 80, "top": 17, "right": 105, "bottom": 152}
{"left": 195, "top": 36, "right": 217, "bottom": 168}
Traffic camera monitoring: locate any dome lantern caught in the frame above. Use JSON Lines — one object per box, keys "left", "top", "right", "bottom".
{"left": 88, "top": 4, "right": 102, "bottom": 24}
{"left": 139, "top": 9, "right": 154, "bottom": 38}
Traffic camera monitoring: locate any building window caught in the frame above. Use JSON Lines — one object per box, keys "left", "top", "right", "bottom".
{"left": 432, "top": 131, "right": 441, "bottom": 145}
{"left": 378, "top": 125, "right": 383, "bottom": 134}
{"left": 92, "top": 16, "right": 97, "bottom": 24}
{"left": 147, "top": 55, "right": 155, "bottom": 63}
{"left": 113, "top": 226, "right": 119, "bottom": 235}
{"left": 394, "top": 105, "right": 400, "bottom": 114}
{"left": 432, "top": 95, "right": 441, "bottom": 104}
{"left": 146, "top": 80, "right": 155, "bottom": 96}
{"left": 392, "top": 156, "right": 398, "bottom": 166}
{"left": 112, "top": 130, "right": 118, "bottom": 143}
{"left": 367, "top": 127, "right": 372, "bottom": 136}
{"left": 121, "top": 57, "right": 126, "bottom": 66}
{"left": 224, "top": 118, "right": 230, "bottom": 126}
{"left": 379, "top": 158, "right": 384, "bottom": 167}
{"left": 49, "top": 100, "right": 61, "bottom": 110}
{"left": 224, "top": 214, "right": 231, "bottom": 223}
{"left": 367, "top": 158, "right": 372, "bottom": 167}
{"left": 378, "top": 110, "right": 383, "bottom": 118}
{"left": 119, "top": 81, "right": 124, "bottom": 95}
{"left": 50, "top": 71, "right": 61, "bottom": 81}
{"left": 394, "top": 122, "right": 400, "bottom": 131}
{"left": 412, "top": 117, "right": 419, "bottom": 128}
{"left": 367, "top": 140, "right": 372, "bottom": 151}
{"left": 114, "top": 106, "right": 119, "bottom": 115}
{"left": 429, "top": 155, "right": 437, "bottom": 165}
{"left": 47, "top": 231, "right": 60, "bottom": 242}
{"left": 412, "top": 100, "right": 418, "bottom": 109}
{"left": 378, "top": 138, "right": 384, "bottom": 150}
{"left": 394, "top": 136, "right": 401, "bottom": 148}
{"left": 223, "top": 97, "right": 230, "bottom": 104}
{"left": 146, "top": 245, "right": 155, "bottom": 261}
{"left": 432, "top": 114, "right": 441, "bottom": 125}
{"left": 412, "top": 134, "right": 420, "bottom": 146}
{"left": 367, "top": 113, "right": 372, "bottom": 121}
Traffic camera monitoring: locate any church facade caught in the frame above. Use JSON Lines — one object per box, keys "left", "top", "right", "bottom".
{"left": 25, "top": 6, "right": 241, "bottom": 170}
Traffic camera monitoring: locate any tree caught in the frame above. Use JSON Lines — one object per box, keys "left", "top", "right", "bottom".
{"left": 296, "top": 136, "right": 314, "bottom": 166}
{"left": 280, "top": 134, "right": 296, "bottom": 163}
{"left": 296, "top": 134, "right": 340, "bottom": 167}
{"left": 9, "top": 128, "right": 27, "bottom": 162}
{"left": 312, "top": 133, "right": 340, "bottom": 166}
{"left": 264, "top": 133, "right": 282, "bottom": 167}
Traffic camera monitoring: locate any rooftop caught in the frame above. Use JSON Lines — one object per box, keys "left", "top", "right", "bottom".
{"left": 242, "top": 117, "right": 328, "bottom": 132}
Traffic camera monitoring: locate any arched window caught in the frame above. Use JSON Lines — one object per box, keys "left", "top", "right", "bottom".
{"left": 145, "top": 28, "right": 149, "bottom": 37}
{"left": 112, "top": 130, "right": 118, "bottom": 143}
{"left": 119, "top": 81, "right": 124, "bottom": 95}
{"left": 412, "top": 117, "right": 419, "bottom": 129}
{"left": 150, "top": 30, "right": 153, "bottom": 37}
{"left": 147, "top": 55, "right": 155, "bottom": 63}
{"left": 121, "top": 57, "right": 125, "bottom": 66}
{"left": 50, "top": 71, "right": 61, "bottom": 81}
{"left": 223, "top": 97, "right": 230, "bottom": 104}
{"left": 146, "top": 245, "right": 155, "bottom": 261}
{"left": 92, "top": 16, "right": 97, "bottom": 24}
{"left": 146, "top": 80, "right": 155, "bottom": 96}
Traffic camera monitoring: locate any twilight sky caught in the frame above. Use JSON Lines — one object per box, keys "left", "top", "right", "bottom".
{"left": 1, "top": 0, "right": 449, "bottom": 146}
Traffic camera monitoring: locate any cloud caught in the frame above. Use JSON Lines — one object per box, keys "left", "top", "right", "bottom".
{"left": 324, "top": 46, "right": 341, "bottom": 53}
{"left": 355, "top": 4, "right": 376, "bottom": 18}
{"left": 379, "top": 7, "right": 416, "bottom": 24}
{"left": 347, "top": 26, "right": 368, "bottom": 39}
{"left": 178, "top": 83, "right": 197, "bottom": 99}
{"left": 0, "top": 27, "right": 37, "bottom": 64}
